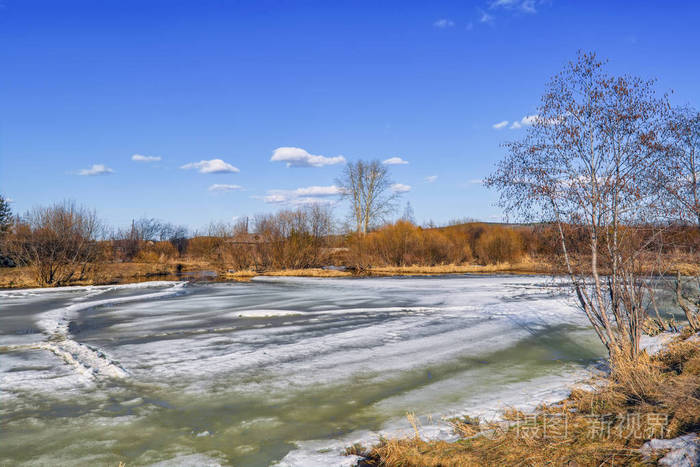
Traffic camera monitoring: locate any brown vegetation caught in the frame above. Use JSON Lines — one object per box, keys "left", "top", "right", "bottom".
{"left": 2, "top": 213, "right": 699, "bottom": 288}
{"left": 4, "top": 201, "right": 103, "bottom": 286}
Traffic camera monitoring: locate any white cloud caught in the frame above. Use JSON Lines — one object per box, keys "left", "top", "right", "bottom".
{"left": 256, "top": 185, "right": 343, "bottom": 206}
{"left": 293, "top": 185, "right": 342, "bottom": 196}
{"left": 508, "top": 114, "right": 547, "bottom": 130}
{"left": 263, "top": 193, "right": 287, "bottom": 204}
{"left": 291, "top": 197, "right": 335, "bottom": 206}
{"left": 480, "top": 11, "right": 495, "bottom": 23}
{"left": 383, "top": 157, "right": 409, "bottom": 165}
{"left": 425, "top": 175, "right": 438, "bottom": 183}
{"left": 490, "top": 0, "right": 518, "bottom": 7}
{"left": 391, "top": 183, "right": 412, "bottom": 193}
{"left": 521, "top": 1, "right": 537, "bottom": 13}
{"left": 78, "top": 164, "right": 114, "bottom": 176}
{"left": 493, "top": 114, "right": 542, "bottom": 131}
{"left": 208, "top": 184, "right": 243, "bottom": 192}
{"left": 433, "top": 18, "right": 455, "bottom": 28}
{"left": 490, "top": 0, "right": 539, "bottom": 13}
{"left": 468, "top": 178, "right": 484, "bottom": 185}
{"left": 131, "top": 154, "right": 161, "bottom": 162}
{"left": 180, "top": 159, "right": 240, "bottom": 174}
{"left": 521, "top": 114, "right": 538, "bottom": 125}
{"left": 270, "top": 147, "right": 346, "bottom": 168}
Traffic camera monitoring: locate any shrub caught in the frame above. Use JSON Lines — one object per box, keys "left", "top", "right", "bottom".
{"left": 7, "top": 201, "right": 103, "bottom": 285}
{"left": 474, "top": 226, "right": 523, "bottom": 264}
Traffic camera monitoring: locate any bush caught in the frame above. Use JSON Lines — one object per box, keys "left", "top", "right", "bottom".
{"left": 348, "top": 221, "right": 476, "bottom": 268}
{"left": 474, "top": 226, "right": 523, "bottom": 264}
{"left": 135, "top": 241, "right": 178, "bottom": 263}
{"left": 7, "top": 201, "right": 103, "bottom": 285}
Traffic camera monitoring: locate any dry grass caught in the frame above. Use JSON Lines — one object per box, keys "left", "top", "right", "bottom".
{"left": 672, "top": 261, "right": 700, "bottom": 276}
{"left": 0, "top": 260, "right": 212, "bottom": 288}
{"left": 352, "top": 333, "right": 700, "bottom": 466}
{"left": 366, "top": 258, "right": 551, "bottom": 276}
{"left": 0, "top": 266, "right": 37, "bottom": 288}
{"left": 222, "top": 261, "right": 550, "bottom": 281}
{"left": 223, "top": 267, "right": 352, "bottom": 281}
{"left": 262, "top": 268, "right": 352, "bottom": 278}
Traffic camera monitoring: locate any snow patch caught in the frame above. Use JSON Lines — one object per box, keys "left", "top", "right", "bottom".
{"left": 38, "top": 340, "right": 129, "bottom": 379}
{"left": 641, "top": 433, "right": 699, "bottom": 467}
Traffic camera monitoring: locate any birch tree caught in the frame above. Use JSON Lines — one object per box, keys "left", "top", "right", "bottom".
{"left": 486, "top": 52, "right": 668, "bottom": 361}
{"left": 337, "top": 160, "right": 398, "bottom": 234}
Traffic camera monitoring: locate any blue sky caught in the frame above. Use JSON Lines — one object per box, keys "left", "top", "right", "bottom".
{"left": 1, "top": 0, "right": 699, "bottom": 231}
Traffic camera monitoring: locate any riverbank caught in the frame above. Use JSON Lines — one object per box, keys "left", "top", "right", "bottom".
{"left": 0, "top": 261, "right": 211, "bottom": 288}
{"left": 0, "top": 259, "right": 552, "bottom": 288}
{"left": 347, "top": 330, "right": 700, "bottom": 466}
{"left": 2, "top": 256, "right": 697, "bottom": 289}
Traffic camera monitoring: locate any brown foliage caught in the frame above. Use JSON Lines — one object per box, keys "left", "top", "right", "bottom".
{"left": 6, "top": 201, "right": 104, "bottom": 286}
{"left": 473, "top": 226, "right": 523, "bottom": 264}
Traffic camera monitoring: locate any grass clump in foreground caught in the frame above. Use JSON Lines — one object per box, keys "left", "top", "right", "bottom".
{"left": 350, "top": 332, "right": 700, "bottom": 466}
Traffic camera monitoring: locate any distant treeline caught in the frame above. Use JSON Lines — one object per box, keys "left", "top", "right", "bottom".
{"left": 1, "top": 197, "right": 698, "bottom": 286}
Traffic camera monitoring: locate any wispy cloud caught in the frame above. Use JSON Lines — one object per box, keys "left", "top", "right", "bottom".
{"left": 391, "top": 183, "right": 412, "bottom": 193}
{"left": 131, "top": 154, "right": 161, "bottom": 162}
{"left": 492, "top": 120, "right": 509, "bottom": 130}
{"left": 260, "top": 193, "right": 287, "bottom": 204}
{"left": 180, "top": 159, "right": 240, "bottom": 174}
{"left": 425, "top": 175, "right": 438, "bottom": 183}
{"left": 479, "top": 10, "right": 495, "bottom": 24}
{"left": 208, "top": 184, "right": 243, "bottom": 192}
{"left": 78, "top": 164, "right": 114, "bottom": 176}
{"left": 293, "top": 185, "right": 342, "bottom": 196}
{"left": 256, "top": 185, "right": 342, "bottom": 206}
{"left": 383, "top": 157, "right": 409, "bottom": 165}
{"left": 508, "top": 114, "right": 542, "bottom": 129}
{"left": 489, "top": 0, "right": 539, "bottom": 13}
{"left": 270, "top": 147, "right": 346, "bottom": 168}
{"left": 468, "top": 178, "right": 484, "bottom": 185}
{"left": 259, "top": 193, "right": 335, "bottom": 206}
{"left": 433, "top": 18, "right": 455, "bottom": 28}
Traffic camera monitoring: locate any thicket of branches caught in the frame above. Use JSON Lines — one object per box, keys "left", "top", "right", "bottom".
{"left": 346, "top": 221, "right": 525, "bottom": 270}
{"left": 487, "top": 51, "right": 700, "bottom": 361}
{"left": 180, "top": 205, "right": 336, "bottom": 271}
{"left": 4, "top": 201, "right": 104, "bottom": 286}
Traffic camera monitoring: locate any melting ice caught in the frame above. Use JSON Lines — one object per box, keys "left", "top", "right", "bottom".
{"left": 0, "top": 275, "right": 606, "bottom": 466}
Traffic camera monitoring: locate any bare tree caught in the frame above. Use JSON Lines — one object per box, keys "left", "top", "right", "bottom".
{"left": 252, "top": 205, "right": 334, "bottom": 269}
{"left": 486, "top": 52, "right": 669, "bottom": 361}
{"left": 664, "top": 106, "right": 700, "bottom": 330}
{"left": 8, "top": 201, "right": 103, "bottom": 286}
{"left": 337, "top": 160, "right": 399, "bottom": 234}
{"left": 665, "top": 106, "right": 700, "bottom": 227}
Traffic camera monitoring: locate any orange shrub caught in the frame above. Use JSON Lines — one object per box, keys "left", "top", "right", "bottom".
{"left": 474, "top": 226, "right": 523, "bottom": 264}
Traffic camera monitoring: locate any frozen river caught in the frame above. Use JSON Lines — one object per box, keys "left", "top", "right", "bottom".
{"left": 0, "top": 275, "right": 605, "bottom": 466}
